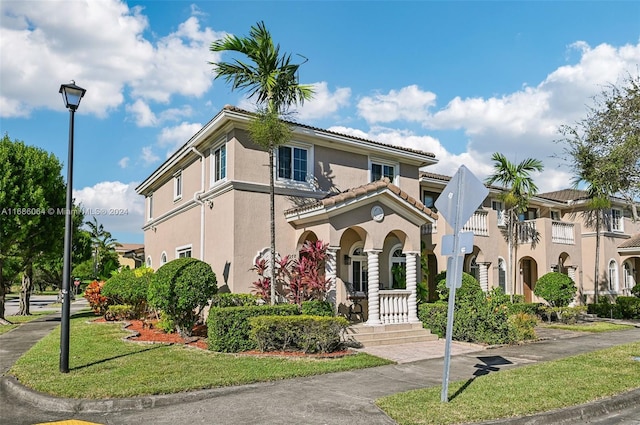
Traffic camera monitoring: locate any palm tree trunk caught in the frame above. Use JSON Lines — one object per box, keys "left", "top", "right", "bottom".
{"left": 269, "top": 147, "right": 276, "bottom": 305}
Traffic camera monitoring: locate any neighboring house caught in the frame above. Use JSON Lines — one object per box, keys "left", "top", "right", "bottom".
{"left": 136, "top": 106, "right": 638, "bottom": 327}
{"left": 421, "top": 173, "right": 640, "bottom": 303}
{"left": 116, "top": 243, "right": 145, "bottom": 270}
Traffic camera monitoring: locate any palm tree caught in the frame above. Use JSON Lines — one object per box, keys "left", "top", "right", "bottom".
{"left": 486, "top": 153, "right": 544, "bottom": 299}
{"left": 210, "top": 21, "right": 314, "bottom": 304}
{"left": 85, "top": 217, "right": 121, "bottom": 279}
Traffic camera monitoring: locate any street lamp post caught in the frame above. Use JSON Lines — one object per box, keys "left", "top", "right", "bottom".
{"left": 59, "top": 81, "right": 86, "bottom": 373}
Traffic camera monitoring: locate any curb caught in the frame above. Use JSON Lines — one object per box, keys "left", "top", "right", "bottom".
{"left": 0, "top": 375, "right": 272, "bottom": 413}
{"left": 475, "top": 387, "right": 640, "bottom": 424}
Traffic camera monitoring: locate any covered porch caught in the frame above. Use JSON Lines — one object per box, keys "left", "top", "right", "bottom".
{"left": 285, "top": 179, "right": 437, "bottom": 325}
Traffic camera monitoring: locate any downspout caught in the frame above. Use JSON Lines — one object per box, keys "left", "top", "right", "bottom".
{"left": 191, "top": 147, "right": 206, "bottom": 261}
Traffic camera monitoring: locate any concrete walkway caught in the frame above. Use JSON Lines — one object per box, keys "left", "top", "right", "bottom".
{"left": 1, "top": 300, "right": 639, "bottom": 425}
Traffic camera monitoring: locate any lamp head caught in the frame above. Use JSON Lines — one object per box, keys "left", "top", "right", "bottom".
{"left": 59, "top": 80, "right": 86, "bottom": 111}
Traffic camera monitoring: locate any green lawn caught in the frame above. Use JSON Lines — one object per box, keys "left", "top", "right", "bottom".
{"left": 377, "top": 339, "right": 640, "bottom": 425}
{"left": 0, "top": 311, "right": 57, "bottom": 335}
{"left": 9, "top": 312, "right": 391, "bottom": 398}
{"left": 540, "top": 321, "right": 635, "bottom": 333}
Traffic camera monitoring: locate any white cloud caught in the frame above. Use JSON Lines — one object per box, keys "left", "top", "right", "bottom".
{"left": 126, "top": 99, "right": 157, "bottom": 127}
{"left": 295, "top": 82, "right": 351, "bottom": 120}
{"left": 157, "top": 121, "right": 203, "bottom": 157}
{"left": 140, "top": 146, "right": 159, "bottom": 166}
{"left": 0, "top": 1, "right": 224, "bottom": 118}
{"left": 118, "top": 157, "right": 130, "bottom": 169}
{"left": 73, "top": 181, "right": 144, "bottom": 240}
{"left": 357, "top": 85, "right": 437, "bottom": 124}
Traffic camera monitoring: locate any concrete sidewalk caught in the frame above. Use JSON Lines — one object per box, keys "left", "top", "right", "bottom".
{"left": 1, "top": 303, "right": 639, "bottom": 425}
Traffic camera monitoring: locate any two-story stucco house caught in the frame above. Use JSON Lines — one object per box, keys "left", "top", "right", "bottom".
{"left": 137, "top": 105, "right": 640, "bottom": 330}
{"left": 136, "top": 105, "right": 438, "bottom": 326}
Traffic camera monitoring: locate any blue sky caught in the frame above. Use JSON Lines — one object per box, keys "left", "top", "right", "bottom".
{"left": 1, "top": 0, "right": 639, "bottom": 244}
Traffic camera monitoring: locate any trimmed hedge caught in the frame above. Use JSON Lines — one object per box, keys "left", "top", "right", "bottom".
{"left": 588, "top": 297, "right": 640, "bottom": 319}
{"left": 301, "top": 300, "right": 334, "bottom": 316}
{"left": 207, "top": 304, "right": 299, "bottom": 352}
{"left": 211, "top": 293, "right": 261, "bottom": 308}
{"left": 249, "top": 315, "right": 349, "bottom": 353}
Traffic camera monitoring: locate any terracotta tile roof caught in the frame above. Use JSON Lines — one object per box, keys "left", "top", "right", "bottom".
{"left": 284, "top": 178, "right": 438, "bottom": 220}
{"left": 223, "top": 105, "right": 435, "bottom": 158}
{"left": 618, "top": 235, "right": 640, "bottom": 249}
{"left": 116, "top": 243, "right": 144, "bottom": 253}
{"left": 419, "top": 171, "right": 452, "bottom": 182}
{"left": 537, "top": 189, "right": 589, "bottom": 203}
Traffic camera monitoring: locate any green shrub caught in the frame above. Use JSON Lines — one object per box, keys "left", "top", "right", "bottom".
{"left": 211, "top": 293, "right": 261, "bottom": 308}
{"left": 435, "top": 271, "right": 483, "bottom": 301}
{"left": 157, "top": 313, "right": 176, "bottom": 334}
{"left": 301, "top": 300, "right": 334, "bottom": 316}
{"left": 148, "top": 258, "right": 218, "bottom": 337}
{"left": 508, "top": 313, "right": 537, "bottom": 341}
{"left": 556, "top": 306, "right": 587, "bottom": 324}
{"left": 507, "top": 302, "right": 542, "bottom": 316}
{"left": 631, "top": 283, "right": 640, "bottom": 298}
{"left": 533, "top": 272, "right": 576, "bottom": 307}
{"left": 616, "top": 296, "right": 640, "bottom": 319}
{"left": 249, "top": 315, "right": 349, "bottom": 353}
{"left": 418, "top": 302, "right": 447, "bottom": 338}
{"left": 207, "top": 304, "right": 299, "bottom": 352}
{"left": 102, "top": 268, "right": 153, "bottom": 318}
{"left": 104, "top": 304, "right": 135, "bottom": 321}
{"left": 588, "top": 298, "right": 624, "bottom": 319}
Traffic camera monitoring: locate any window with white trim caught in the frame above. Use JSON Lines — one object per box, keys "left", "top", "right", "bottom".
{"left": 146, "top": 256, "right": 152, "bottom": 267}
{"left": 498, "top": 257, "right": 507, "bottom": 293}
{"left": 277, "top": 144, "right": 311, "bottom": 183}
{"left": 550, "top": 210, "right": 561, "bottom": 221}
{"left": 608, "top": 260, "right": 619, "bottom": 292}
{"left": 160, "top": 252, "right": 167, "bottom": 265}
{"left": 350, "top": 245, "right": 368, "bottom": 293}
{"left": 176, "top": 245, "right": 192, "bottom": 258}
{"left": 609, "top": 208, "right": 623, "bottom": 232}
{"left": 422, "top": 191, "right": 439, "bottom": 212}
{"left": 492, "top": 200, "right": 505, "bottom": 226}
{"left": 389, "top": 245, "right": 406, "bottom": 289}
{"left": 174, "top": 171, "right": 183, "bottom": 201}
{"left": 370, "top": 158, "right": 398, "bottom": 183}
{"left": 211, "top": 142, "right": 227, "bottom": 185}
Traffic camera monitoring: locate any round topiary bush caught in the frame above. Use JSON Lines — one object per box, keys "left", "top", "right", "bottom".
{"left": 435, "top": 271, "right": 483, "bottom": 302}
{"left": 533, "top": 272, "right": 576, "bottom": 307}
{"left": 148, "top": 258, "right": 217, "bottom": 337}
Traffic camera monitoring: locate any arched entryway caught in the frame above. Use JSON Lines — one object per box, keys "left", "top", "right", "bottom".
{"left": 519, "top": 256, "right": 538, "bottom": 302}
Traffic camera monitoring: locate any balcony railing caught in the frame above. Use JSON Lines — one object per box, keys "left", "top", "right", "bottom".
{"left": 516, "top": 220, "right": 537, "bottom": 244}
{"left": 463, "top": 210, "right": 489, "bottom": 236}
{"left": 551, "top": 221, "right": 575, "bottom": 244}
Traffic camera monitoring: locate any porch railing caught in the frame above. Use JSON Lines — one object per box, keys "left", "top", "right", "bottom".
{"left": 379, "top": 290, "right": 410, "bottom": 324}
{"left": 551, "top": 221, "right": 575, "bottom": 244}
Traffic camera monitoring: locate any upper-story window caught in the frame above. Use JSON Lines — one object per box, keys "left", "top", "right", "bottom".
{"left": 174, "top": 171, "right": 183, "bottom": 201}
{"left": 277, "top": 143, "right": 311, "bottom": 183}
{"left": 492, "top": 200, "right": 505, "bottom": 226}
{"left": 422, "top": 191, "right": 439, "bottom": 212}
{"left": 608, "top": 208, "right": 624, "bottom": 232}
{"left": 370, "top": 158, "right": 398, "bottom": 183}
{"left": 550, "top": 210, "right": 561, "bottom": 221}
{"left": 211, "top": 143, "right": 227, "bottom": 185}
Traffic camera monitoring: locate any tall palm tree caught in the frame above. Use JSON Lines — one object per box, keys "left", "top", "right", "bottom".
{"left": 210, "top": 21, "right": 314, "bottom": 304}
{"left": 85, "top": 217, "right": 120, "bottom": 279}
{"left": 486, "top": 153, "right": 544, "bottom": 299}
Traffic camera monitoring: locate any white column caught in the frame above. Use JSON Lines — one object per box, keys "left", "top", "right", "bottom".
{"left": 405, "top": 251, "right": 420, "bottom": 323}
{"left": 366, "top": 250, "right": 382, "bottom": 325}
{"left": 325, "top": 247, "right": 338, "bottom": 309}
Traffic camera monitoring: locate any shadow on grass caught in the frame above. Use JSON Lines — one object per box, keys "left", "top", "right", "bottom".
{"left": 448, "top": 355, "right": 513, "bottom": 402}
{"left": 72, "top": 344, "right": 165, "bottom": 372}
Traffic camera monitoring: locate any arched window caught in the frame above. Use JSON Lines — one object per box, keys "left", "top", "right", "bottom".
{"left": 160, "top": 252, "right": 167, "bottom": 265}
{"left": 350, "top": 244, "right": 368, "bottom": 293}
{"left": 624, "top": 262, "right": 635, "bottom": 294}
{"left": 498, "top": 257, "right": 506, "bottom": 292}
{"left": 146, "top": 256, "right": 152, "bottom": 268}
{"left": 469, "top": 255, "right": 479, "bottom": 282}
{"left": 608, "top": 260, "right": 619, "bottom": 292}
{"left": 389, "top": 245, "right": 406, "bottom": 289}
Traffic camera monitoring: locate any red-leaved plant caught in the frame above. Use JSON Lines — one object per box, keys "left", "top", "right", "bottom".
{"left": 251, "top": 240, "right": 330, "bottom": 305}
{"left": 84, "top": 280, "right": 110, "bottom": 315}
